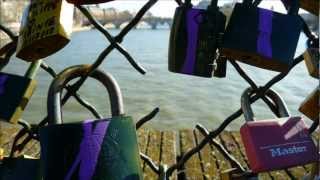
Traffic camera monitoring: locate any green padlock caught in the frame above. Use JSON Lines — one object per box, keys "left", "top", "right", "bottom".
{"left": 39, "top": 65, "right": 143, "bottom": 180}
{"left": 16, "top": 0, "right": 74, "bottom": 61}
{"left": 0, "top": 61, "right": 41, "bottom": 124}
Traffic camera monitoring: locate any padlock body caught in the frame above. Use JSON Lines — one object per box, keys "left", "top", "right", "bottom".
{"left": 0, "top": 72, "right": 37, "bottom": 124}
{"left": 40, "top": 116, "right": 143, "bottom": 180}
{"left": 0, "top": 157, "right": 41, "bottom": 180}
{"left": 240, "top": 117, "right": 318, "bottom": 173}
{"left": 168, "top": 6, "right": 226, "bottom": 78}
{"left": 299, "top": 88, "right": 319, "bottom": 121}
{"left": 16, "top": 0, "right": 74, "bottom": 61}
{"left": 66, "top": 0, "right": 114, "bottom": 5}
{"left": 221, "top": 3, "right": 302, "bottom": 72}
{"left": 304, "top": 47, "right": 319, "bottom": 79}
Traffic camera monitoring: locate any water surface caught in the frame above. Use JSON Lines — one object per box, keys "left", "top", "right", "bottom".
{"left": 5, "top": 29, "right": 317, "bottom": 130}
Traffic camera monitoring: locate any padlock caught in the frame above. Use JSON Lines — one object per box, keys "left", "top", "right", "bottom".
{"left": 0, "top": 61, "right": 41, "bottom": 124}
{"left": 66, "top": 0, "right": 114, "bottom": 5}
{"left": 0, "top": 155, "right": 41, "bottom": 180}
{"left": 16, "top": 0, "right": 74, "bottom": 61}
{"left": 281, "top": 0, "right": 319, "bottom": 16}
{"left": 39, "top": 65, "right": 143, "bottom": 180}
{"left": 240, "top": 87, "right": 318, "bottom": 173}
{"left": 303, "top": 37, "right": 319, "bottom": 79}
{"left": 168, "top": 0, "right": 226, "bottom": 78}
{"left": 221, "top": 0, "right": 303, "bottom": 72}
{"left": 299, "top": 87, "right": 319, "bottom": 121}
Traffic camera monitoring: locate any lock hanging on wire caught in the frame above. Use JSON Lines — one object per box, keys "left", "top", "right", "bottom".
{"left": 0, "top": 61, "right": 41, "bottom": 124}
{"left": 303, "top": 37, "right": 319, "bottom": 79}
{"left": 240, "top": 88, "right": 318, "bottom": 173}
{"left": 16, "top": 0, "right": 74, "bottom": 61}
{"left": 66, "top": 0, "right": 114, "bottom": 5}
{"left": 168, "top": 0, "right": 227, "bottom": 78}
{"left": 299, "top": 87, "right": 319, "bottom": 122}
{"left": 221, "top": 0, "right": 303, "bottom": 72}
{"left": 39, "top": 65, "right": 143, "bottom": 180}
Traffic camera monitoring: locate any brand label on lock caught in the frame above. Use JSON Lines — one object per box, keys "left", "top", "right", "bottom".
{"left": 240, "top": 117, "right": 318, "bottom": 172}
{"left": 16, "top": 0, "right": 74, "bottom": 61}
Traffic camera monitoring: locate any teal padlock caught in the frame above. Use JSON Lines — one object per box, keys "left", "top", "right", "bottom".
{"left": 0, "top": 60, "right": 41, "bottom": 124}
{"left": 0, "top": 155, "right": 41, "bottom": 180}
{"left": 39, "top": 65, "right": 143, "bottom": 180}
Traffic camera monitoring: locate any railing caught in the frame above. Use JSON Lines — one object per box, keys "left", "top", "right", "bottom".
{"left": 0, "top": 0, "right": 318, "bottom": 179}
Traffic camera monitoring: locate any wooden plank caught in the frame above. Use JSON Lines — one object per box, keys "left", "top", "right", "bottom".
{"left": 160, "top": 131, "right": 177, "bottom": 180}
{"left": 194, "top": 129, "right": 219, "bottom": 179}
{"left": 138, "top": 128, "right": 149, "bottom": 169}
{"left": 180, "top": 129, "right": 204, "bottom": 180}
{"left": 219, "top": 132, "right": 248, "bottom": 169}
{"left": 230, "top": 132, "right": 272, "bottom": 180}
{"left": 287, "top": 166, "right": 307, "bottom": 179}
{"left": 212, "top": 136, "right": 232, "bottom": 176}
{"left": 143, "top": 129, "right": 161, "bottom": 180}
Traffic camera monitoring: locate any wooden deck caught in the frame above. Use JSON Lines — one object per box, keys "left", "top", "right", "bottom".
{"left": 0, "top": 124, "right": 318, "bottom": 179}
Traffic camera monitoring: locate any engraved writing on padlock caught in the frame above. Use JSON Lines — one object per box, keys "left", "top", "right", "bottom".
{"left": 66, "top": 0, "right": 114, "bottom": 5}
{"left": 303, "top": 38, "right": 319, "bottom": 79}
{"left": 299, "top": 87, "right": 319, "bottom": 121}
{"left": 0, "top": 155, "right": 41, "bottom": 180}
{"left": 0, "top": 72, "right": 37, "bottom": 124}
{"left": 221, "top": 0, "right": 303, "bottom": 72}
{"left": 16, "top": 0, "right": 74, "bottom": 61}
{"left": 240, "top": 88, "right": 318, "bottom": 173}
{"left": 168, "top": 0, "right": 226, "bottom": 78}
{"left": 39, "top": 65, "right": 143, "bottom": 180}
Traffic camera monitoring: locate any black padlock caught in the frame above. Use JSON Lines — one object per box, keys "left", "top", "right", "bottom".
{"left": 39, "top": 65, "right": 143, "bottom": 180}
{"left": 0, "top": 61, "right": 41, "bottom": 124}
{"left": 168, "top": 0, "right": 226, "bottom": 78}
{"left": 221, "top": 0, "right": 303, "bottom": 72}
{"left": 303, "top": 37, "right": 319, "bottom": 79}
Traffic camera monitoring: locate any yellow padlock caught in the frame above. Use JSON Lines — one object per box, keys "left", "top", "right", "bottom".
{"left": 16, "top": 0, "right": 74, "bottom": 61}
{"left": 299, "top": 87, "right": 319, "bottom": 121}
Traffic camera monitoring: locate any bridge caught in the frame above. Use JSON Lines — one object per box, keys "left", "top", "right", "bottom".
{"left": 75, "top": 7, "right": 173, "bottom": 29}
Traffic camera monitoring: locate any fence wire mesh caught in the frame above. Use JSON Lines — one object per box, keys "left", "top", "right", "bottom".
{"left": 0, "top": 0, "right": 318, "bottom": 179}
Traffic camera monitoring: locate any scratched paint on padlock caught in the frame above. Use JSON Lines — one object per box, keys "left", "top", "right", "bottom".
{"left": 16, "top": 0, "right": 74, "bottom": 61}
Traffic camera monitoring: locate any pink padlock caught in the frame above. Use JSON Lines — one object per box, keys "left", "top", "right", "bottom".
{"left": 240, "top": 88, "right": 318, "bottom": 173}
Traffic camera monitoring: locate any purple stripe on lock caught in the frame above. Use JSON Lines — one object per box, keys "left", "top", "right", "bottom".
{"left": 0, "top": 74, "right": 9, "bottom": 95}
{"left": 181, "top": 9, "right": 203, "bottom": 74}
{"left": 65, "top": 120, "right": 110, "bottom": 180}
{"left": 257, "top": 9, "right": 273, "bottom": 58}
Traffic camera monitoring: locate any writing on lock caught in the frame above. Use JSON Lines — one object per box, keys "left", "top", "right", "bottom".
{"left": 20, "top": 1, "right": 58, "bottom": 44}
{"left": 269, "top": 145, "right": 307, "bottom": 158}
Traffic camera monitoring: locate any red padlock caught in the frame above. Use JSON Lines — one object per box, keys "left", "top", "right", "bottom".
{"left": 66, "top": 0, "right": 114, "bottom": 5}
{"left": 240, "top": 88, "right": 318, "bottom": 173}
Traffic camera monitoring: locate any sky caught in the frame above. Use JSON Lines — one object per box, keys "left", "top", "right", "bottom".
{"left": 100, "top": 0, "right": 295, "bottom": 17}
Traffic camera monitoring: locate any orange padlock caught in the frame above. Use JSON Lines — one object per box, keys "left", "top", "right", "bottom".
{"left": 16, "top": 0, "right": 74, "bottom": 61}
{"left": 299, "top": 87, "right": 319, "bottom": 121}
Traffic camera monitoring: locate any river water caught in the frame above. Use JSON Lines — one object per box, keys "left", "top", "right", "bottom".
{"left": 4, "top": 29, "right": 318, "bottom": 130}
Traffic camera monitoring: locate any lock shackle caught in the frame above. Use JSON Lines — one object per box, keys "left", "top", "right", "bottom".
{"left": 241, "top": 87, "right": 290, "bottom": 122}
{"left": 47, "top": 64, "right": 124, "bottom": 125}
{"left": 307, "top": 37, "right": 319, "bottom": 49}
